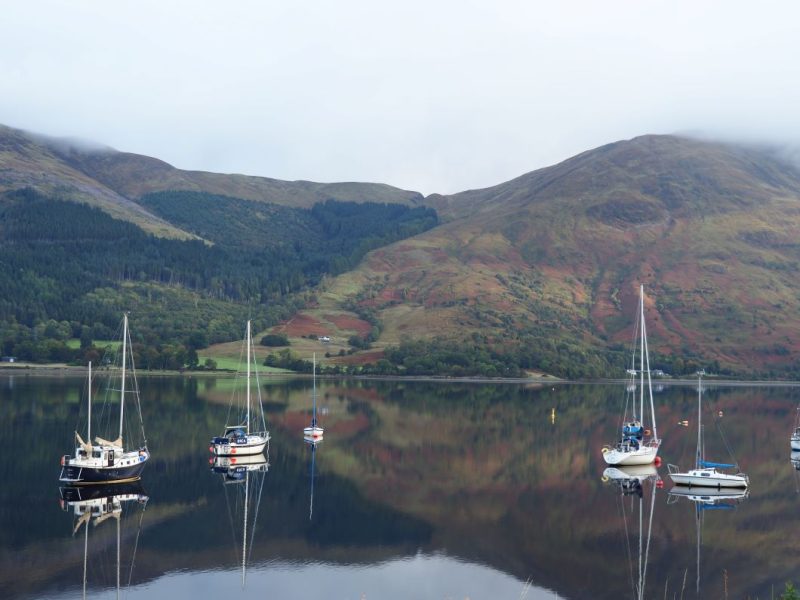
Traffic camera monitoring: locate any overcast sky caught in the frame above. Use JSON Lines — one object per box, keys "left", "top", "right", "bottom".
{"left": 2, "top": 1, "right": 799, "bottom": 195}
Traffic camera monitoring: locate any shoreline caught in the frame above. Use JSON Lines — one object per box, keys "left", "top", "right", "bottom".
{"left": 2, "top": 363, "right": 800, "bottom": 386}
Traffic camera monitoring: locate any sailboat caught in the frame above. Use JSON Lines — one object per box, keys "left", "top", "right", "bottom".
{"left": 60, "top": 481, "right": 149, "bottom": 599}
{"left": 210, "top": 452, "right": 268, "bottom": 588}
{"left": 303, "top": 353, "right": 324, "bottom": 441}
{"left": 603, "top": 465, "right": 659, "bottom": 600}
{"left": 603, "top": 285, "right": 661, "bottom": 466}
{"left": 668, "top": 373, "right": 749, "bottom": 488}
{"left": 210, "top": 320, "right": 270, "bottom": 456}
{"left": 790, "top": 407, "right": 800, "bottom": 450}
{"left": 60, "top": 315, "right": 150, "bottom": 485}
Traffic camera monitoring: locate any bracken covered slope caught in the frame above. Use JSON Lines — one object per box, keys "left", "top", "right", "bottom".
{"left": 309, "top": 135, "right": 800, "bottom": 375}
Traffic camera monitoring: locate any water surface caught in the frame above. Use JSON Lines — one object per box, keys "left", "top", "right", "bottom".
{"left": 1, "top": 374, "right": 799, "bottom": 599}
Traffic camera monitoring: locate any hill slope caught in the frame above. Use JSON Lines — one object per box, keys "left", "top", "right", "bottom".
{"left": 0, "top": 124, "right": 423, "bottom": 237}
{"left": 303, "top": 135, "right": 800, "bottom": 376}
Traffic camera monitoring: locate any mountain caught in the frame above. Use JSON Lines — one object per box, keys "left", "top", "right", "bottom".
{"left": 296, "top": 135, "right": 800, "bottom": 377}
{"left": 0, "top": 124, "right": 423, "bottom": 238}
{"left": 4, "top": 124, "right": 800, "bottom": 377}
{"left": 0, "top": 124, "right": 434, "bottom": 367}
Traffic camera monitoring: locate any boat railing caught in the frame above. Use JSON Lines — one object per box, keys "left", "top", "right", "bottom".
{"left": 667, "top": 463, "right": 681, "bottom": 474}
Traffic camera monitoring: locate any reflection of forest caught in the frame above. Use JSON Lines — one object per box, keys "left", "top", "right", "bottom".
{"left": 2, "top": 376, "right": 800, "bottom": 599}
{"left": 263, "top": 380, "right": 800, "bottom": 599}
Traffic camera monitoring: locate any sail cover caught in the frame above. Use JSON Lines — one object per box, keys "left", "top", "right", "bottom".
{"left": 699, "top": 460, "right": 735, "bottom": 469}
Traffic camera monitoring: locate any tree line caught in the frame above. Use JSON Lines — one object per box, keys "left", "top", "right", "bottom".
{"left": 0, "top": 189, "right": 438, "bottom": 366}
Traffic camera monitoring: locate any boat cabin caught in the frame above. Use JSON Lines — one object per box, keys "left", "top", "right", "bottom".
{"left": 212, "top": 427, "right": 249, "bottom": 446}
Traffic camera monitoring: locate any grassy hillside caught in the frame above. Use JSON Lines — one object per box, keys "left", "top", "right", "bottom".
{"left": 285, "top": 135, "right": 800, "bottom": 377}
{"left": 0, "top": 125, "right": 190, "bottom": 238}
{"left": 0, "top": 124, "right": 423, "bottom": 236}
{"left": 6, "top": 124, "right": 800, "bottom": 377}
{"left": 0, "top": 187, "right": 437, "bottom": 367}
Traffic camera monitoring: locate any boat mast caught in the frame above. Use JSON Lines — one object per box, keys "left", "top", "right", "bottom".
{"left": 87, "top": 361, "right": 92, "bottom": 445}
{"left": 119, "top": 315, "right": 127, "bottom": 442}
{"left": 696, "top": 373, "right": 703, "bottom": 469}
{"left": 312, "top": 353, "right": 317, "bottom": 428}
{"left": 639, "top": 285, "right": 644, "bottom": 422}
{"left": 246, "top": 320, "right": 251, "bottom": 434}
{"left": 641, "top": 287, "right": 657, "bottom": 441}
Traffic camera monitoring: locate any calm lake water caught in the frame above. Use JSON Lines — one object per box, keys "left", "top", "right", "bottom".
{"left": 2, "top": 373, "right": 800, "bottom": 600}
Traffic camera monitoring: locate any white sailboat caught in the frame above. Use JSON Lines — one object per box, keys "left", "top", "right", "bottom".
{"left": 60, "top": 315, "right": 150, "bottom": 485}
{"left": 790, "top": 407, "right": 800, "bottom": 450}
{"left": 303, "top": 353, "right": 324, "bottom": 441}
{"left": 668, "top": 373, "right": 749, "bottom": 488}
{"left": 210, "top": 320, "right": 270, "bottom": 456}
{"left": 603, "top": 285, "right": 661, "bottom": 466}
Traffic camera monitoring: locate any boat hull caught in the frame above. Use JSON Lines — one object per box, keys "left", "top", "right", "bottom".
{"left": 602, "top": 444, "right": 659, "bottom": 466}
{"left": 669, "top": 468, "right": 748, "bottom": 488}
{"left": 59, "top": 455, "right": 149, "bottom": 486}
{"left": 211, "top": 434, "right": 269, "bottom": 457}
{"left": 303, "top": 426, "right": 324, "bottom": 440}
{"left": 791, "top": 435, "right": 800, "bottom": 451}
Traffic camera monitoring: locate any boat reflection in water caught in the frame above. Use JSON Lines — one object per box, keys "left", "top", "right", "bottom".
{"left": 603, "top": 464, "right": 661, "bottom": 600}
{"left": 304, "top": 436, "right": 321, "bottom": 521}
{"left": 210, "top": 452, "right": 269, "bottom": 588}
{"left": 59, "top": 482, "right": 149, "bottom": 599}
{"left": 667, "top": 486, "right": 748, "bottom": 596}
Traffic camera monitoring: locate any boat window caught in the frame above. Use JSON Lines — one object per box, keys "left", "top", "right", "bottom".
{"left": 92, "top": 451, "right": 101, "bottom": 458}
{"left": 701, "top": 473, "right": 710, "bottom": 476}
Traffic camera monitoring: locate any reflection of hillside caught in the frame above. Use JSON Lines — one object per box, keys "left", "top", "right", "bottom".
{"left": 263, "top": 380, "right": 800, "bottom": 599}
{"left": 5, "top": 377, "right": 800, "bottom": 599}
{"left": 0, "top": 489, "right": 188, "bottom": 599}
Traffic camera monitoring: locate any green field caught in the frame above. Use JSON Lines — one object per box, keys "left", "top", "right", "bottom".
{"left": 198, "top": 355, "right": 291, "bottom": 374}
{"left": 66, "top": 339, "right": 122, "bottom": 351}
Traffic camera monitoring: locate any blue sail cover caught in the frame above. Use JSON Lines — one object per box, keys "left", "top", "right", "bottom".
{"left": 622, "top": 423, "right": 644, "bottom": 441}
{"left": 699, "top": 460, "right": 735, "bottom": 469}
